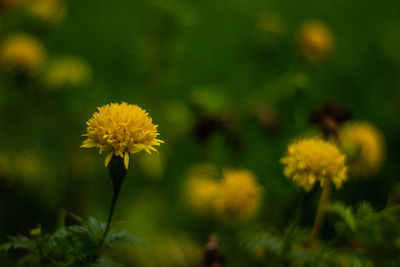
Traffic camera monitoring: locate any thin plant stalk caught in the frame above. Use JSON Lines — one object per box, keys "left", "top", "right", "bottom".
{"left": 307, "top": 177, "right": 332, "bottom": 247}
{"left": 99, "top": 179, "right": 122, "bottom": 247}
{"left": 99, "top": 156, "right": 126, "bottom": 248}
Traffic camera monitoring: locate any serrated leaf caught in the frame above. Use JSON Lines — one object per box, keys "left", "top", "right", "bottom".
{"left": 325, "top": 202, "right": 356, "bottom": 232}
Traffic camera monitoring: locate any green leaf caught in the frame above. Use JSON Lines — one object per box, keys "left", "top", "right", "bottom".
{"left": 325, "top": 202, "right": 356, "bottom": 232}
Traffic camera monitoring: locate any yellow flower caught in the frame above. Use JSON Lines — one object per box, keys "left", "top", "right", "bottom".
{"left": 30, "top": 227, "right": 41, "bottom": 236}
{"left": 183, "top": 163, "right": 220, "bottom": 215}
{"left": 281, "top": 138, "right": 347, "bottom": 191}
{"left": 338, "top": 121, "right": 385, "bottom": 176}
{"left": 184, "top": 176, "right": 220, "bottom": 215}
{"left": 296, "top": 20, "right": 334, "bottom": 64}
{"left": 0, "top": 33, "right": 46, "bottom": 73}
{"left": 81, "top": 102, "right": 163, "bottom": 169}
{"left": 26, "top": 0, "right": 66, "bottom": 23}
{"left": 43, "top": 55, "right": 92, "bottom": 88}
{"left": 215, "top": 169, "right": 262, "bottom": 220}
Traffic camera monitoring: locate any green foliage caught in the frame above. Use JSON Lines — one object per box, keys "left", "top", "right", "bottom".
{"left": 1, "top": 214, "right": 142, "bottom": 267}
{"left": 242, "top": 202, "right": 400, "bottom": 266}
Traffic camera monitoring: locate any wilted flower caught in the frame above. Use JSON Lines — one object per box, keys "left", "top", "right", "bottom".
{"left": 0, "top": 33, "right": 46, "bottom": 73}
{"left": 43, "top": 55, "right": 92, "bottom": 88}
{"left": 26, "top": 0, "right": 66, "bottom": 23}
{"left": 281, "top": 138, "right": 347, "bottom": 191}
{"left": 296, "top": 20, "right": 334, "bottom": 64}
{"left": 0, "top": 0, "right": 25, "bottom": 10}
{"left": 215, "top": 169, "right": 262, "bottom": 220}
{"left": 81, "top": 102, "right": 163, "bottom": 169}
{"left": 338, "top": 121, "right": 385, "bottom": 176}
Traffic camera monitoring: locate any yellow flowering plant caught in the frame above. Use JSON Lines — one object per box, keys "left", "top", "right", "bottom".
{"left": 215, "top": 169, "right": 262, "bottom": 220}
{"left": 0, "top": 33, "right": 46, "bottom": 73}
{"left": 81, "top": 102, "right": 163, "bottom": 169}
{"left": 338, "top": 121, "right": 385, "bottom": 177}
{"left": 81, "top": 102, "right": 163, "bottom": 247}
{"left": 281, "top": 137, "right": 348, "bottom": 246}
{"left": 296, "top": 20, "right": 334, "bottom": 64}
{"left": 281, "top": 138, "right": 347, "bottom": 191}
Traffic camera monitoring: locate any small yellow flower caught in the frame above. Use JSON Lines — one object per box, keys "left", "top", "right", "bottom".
{"left": 338, "top": 121, "right": 385, "bottom": 176}
{"left": 296, "top": 20, "right": 334, "bottom": 64}
{"left": 0, "top": 33, "right": 46, "bottom": 73}
{"left": 81, "top": 102, "right": 163, "bottom": 169}
{"left": 184, "top": 175, "right": 220, "bottom": 215}
{"left": 215, "top": 169, "right": 262, "bottom": 220}
{"left": 183, "top": 163, "right": 220, "bottom": 215}
{"left": 30, "top": 227, "right": 41, "bottom": 236}
{"left": 43, "top": 55, "right": 92, "bottom": 88}
{"left": 281, "top": 138, "right": 347, "bottom": 191}
{"left": 26, "top": 0, "right": 66, "bottom": 23}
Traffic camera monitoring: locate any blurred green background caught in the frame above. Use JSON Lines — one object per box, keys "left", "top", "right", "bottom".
{"left": 0, "top": 0, "right": 400, "bottom": 265}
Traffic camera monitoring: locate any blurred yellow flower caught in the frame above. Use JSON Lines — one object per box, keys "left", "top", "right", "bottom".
{"left": 257, "top": 11, "right": 284, "bottom": 35}
{"left": 0, "top": 151, "right": 49, "bottom": 182}
{"left": 296, "top": 20, "right": 334, "bottom": 64}
{"left": 26, "top": 0, "right": 66, "bottom": 23}
{"left": 338, "top": 121, "right": 385, "bottom": 177}
{"left": 43, "top": 55, "right": 92, "bottom": 88}
{"left": 81, "top": 102, "right": 163, "bottom": 169}
{"left": 30, "top": 227, "right": 41, "bottom": 236}
{"left": 215, "top": 169, "right": 262, "bottom": 220}
{"left": 184, "top": 175, "right": 220, "bottom": 215}
{"left": 0, "top": 33, "right": 46, "bottom": 73}
{"left": 281, "top": 138, "right": 347, "bottom": 191}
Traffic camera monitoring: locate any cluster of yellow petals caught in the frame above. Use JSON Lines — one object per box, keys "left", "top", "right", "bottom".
{"left": 44, "top": 55, "right": 92, "bottom": 88}
{"left": 0, "top": 33, "right": 46, "bottom": 72}
{"left": 81, "top": 102, "right": 163, "bottom": 169}
{"left": 338, "top": 121, "right": 385, "bottom": 177}
{"left": 281, "top": 138, "right": 347, "bottom": 191}
{"left": 184, "top": 176, "right": 220, "bottom": 215}
{"left": 215, "top": 169, "right": 262, "bottom": 220}
{"left": 26, "top": 0, "right": 66, "bottom": 23}
{"left": 296, "top": 20, "right": 334, "bottom": 64}
{"left": 184, "top": 166, "right": 262, "bottom": 220}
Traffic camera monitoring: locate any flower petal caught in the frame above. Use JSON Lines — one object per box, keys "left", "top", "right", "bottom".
{"left": 124, "top": 152, "right": 130, "bottom": 169}
{"left": 105, "top": 152, "right": 113, "bottom": 167}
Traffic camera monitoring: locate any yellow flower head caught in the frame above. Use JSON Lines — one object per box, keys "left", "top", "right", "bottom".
{"left": 30, "top": 227, "right": 41, "bottom": 236}
{"left": 296, "top": 20, "right": 334, "bottom": 64}
{"left": 81, "top": 102, "right": 163, "bottom": 169}
{"left": 184, "top": 175, "right": 220, "bottom": 215}
{"left": 43, "top": 55, "right": 92, "bottom": 88}
{"left": 26, "top": 0, "right": 66, "bottom": 23}
{"left": 0, "top": 33, "right": 46, "bottom": 73}
{"left": 183, "top": 163, "right": 220, "bottom": 215}
{"left": 338, "top": 121, "right": 385, "bottom": 177}
{"left": 281, "top": 138, "right": 347, "bottom": 191}
{"left": 215, "top": 169, "right": 262, "bottom": 220}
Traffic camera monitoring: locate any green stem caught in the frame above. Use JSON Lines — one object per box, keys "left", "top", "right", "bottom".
{"left": 99, "top": 156, "right": 126, "bottom": 248}
{"left": 307, "top": 178, "right": 332, "bottom": 247}
{"left": 99, "top": 179, "right": 122, "bottom": 247}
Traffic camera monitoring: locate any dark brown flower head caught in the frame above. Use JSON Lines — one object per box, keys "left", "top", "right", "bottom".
{"left": 309, "top": 102, "right": 352, "bottom": 136}
{"left": 202, "top": 234, "right": 226, "bottom": 267}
